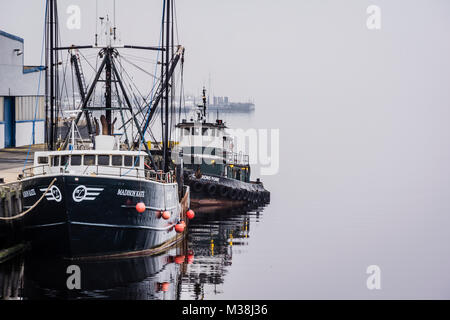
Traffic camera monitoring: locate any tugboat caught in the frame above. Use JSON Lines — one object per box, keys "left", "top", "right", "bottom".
{"left": 176, "top": 88, "right": 270, "bottom": 209}
{"left": 18, "top": 0, "right": 191, "bottom": 258}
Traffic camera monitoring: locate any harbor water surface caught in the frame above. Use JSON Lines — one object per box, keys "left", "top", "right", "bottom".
{"left": 2, "top": 101, "right": 450, "bottom": 299}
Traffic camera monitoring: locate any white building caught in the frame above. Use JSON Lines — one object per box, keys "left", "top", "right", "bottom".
{"left": 0, "top": 30, "right": 45, "bottom": 149}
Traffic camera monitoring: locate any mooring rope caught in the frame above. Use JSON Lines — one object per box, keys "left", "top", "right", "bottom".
{"left": 0, "top": 178, "right": 57, "bottom": 221}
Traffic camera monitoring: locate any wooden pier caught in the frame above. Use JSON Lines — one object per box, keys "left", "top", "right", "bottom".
{"left": 0, "top": 181, "right": 25, "bottom": 264}
{"left": 0, "top": 181, "right": 24, "bottom": 222}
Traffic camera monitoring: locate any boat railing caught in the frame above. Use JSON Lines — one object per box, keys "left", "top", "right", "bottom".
{"left": 227, "top": 152, "right": 249, "bottom": 166}
{"left": 21, "top": 165, "right": 175, "bottom": 184}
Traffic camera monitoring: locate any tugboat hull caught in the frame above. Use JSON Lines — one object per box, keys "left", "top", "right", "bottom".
{"left": 184, "top": 171, "right": 270, "bottom": 208}
{"left": 21, "top": 174, "right": 183, "bottom": 258}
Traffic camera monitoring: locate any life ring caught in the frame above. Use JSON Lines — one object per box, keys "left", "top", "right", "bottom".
{"left": 193, "top": 182, "right": 203, "bottom": 193}
{"left": 219, "top": 186, "right": 229, "bottom": 198}
{"left": 207, "top": 184, "right": 217, "bottom": 196}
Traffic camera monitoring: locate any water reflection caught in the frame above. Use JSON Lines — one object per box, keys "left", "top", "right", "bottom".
{"left": 179, "top": 207, "right": 263, "bottom": 299}
{"left": 0, "top": 206, "right": 266, "bottom": 300}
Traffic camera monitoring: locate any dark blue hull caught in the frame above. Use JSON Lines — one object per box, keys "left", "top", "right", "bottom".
{"left": 21, "top": 175, "right": 182, "bottom": 258}
{"left": 184, "top": 171, "right": 270, "bottom": 206}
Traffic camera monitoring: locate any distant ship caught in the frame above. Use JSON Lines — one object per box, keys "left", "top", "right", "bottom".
{"left": 181, "top": 95, "right": 255, "bottom": 113}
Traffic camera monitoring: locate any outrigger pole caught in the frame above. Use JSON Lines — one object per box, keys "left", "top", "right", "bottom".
{"left": 162, "top": 0, "right": 171, "bottom": 172}
{"left": 45, "top": 0, "right": 59, "bottom": 151}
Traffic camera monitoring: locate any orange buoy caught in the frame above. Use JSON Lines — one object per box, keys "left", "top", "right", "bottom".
{"left": 175, "top": 223, "right": 185, "bottom": 233}
{"left": 162, "top": 211, "right": 171, "bottom": 220}
{"left": 187, "top": 254, "right": 194, "bottom": 264}
{"left": 174, "top": 255, "right": 185, "bottom": 264}
{"left": 186, "top": 209, "right": 195, "bottom": 220}
{"left": 136, "top": 202, "right": 146, "bottom": 213}
{"left": 160, "top": 282, "right": 169, "bottom": 292}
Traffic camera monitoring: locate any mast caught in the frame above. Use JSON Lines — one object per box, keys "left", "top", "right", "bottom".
{"left": 163, "top": 0, "right": 171, "bottom": 172}
{"left": 49, "top": 0, "right": 55, "bottom": 150}
{"left": 105, "top": 48, "right": 112, "bottom": 135}
{"left": 45, "top": 0, "right": 59, "bottom": 151}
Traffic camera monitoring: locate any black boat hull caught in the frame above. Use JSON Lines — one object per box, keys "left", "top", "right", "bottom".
{"left": 21, "top": 174, "right": 182, "bottom": 258}
{"left": 184, "top": 171, "right": 270, "bottom": 208}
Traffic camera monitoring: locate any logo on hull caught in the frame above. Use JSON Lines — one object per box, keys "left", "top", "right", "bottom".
{"left": 72, "top": 185, "right": 104, "bottom": 202}
{"left": 40, "top": 185, "right": 62, "bottom": 202}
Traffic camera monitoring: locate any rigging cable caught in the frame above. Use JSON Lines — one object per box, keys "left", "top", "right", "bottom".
{"left": 122, "top": 0, "right": 165, "bottom": 175}
{"left": 23, "top": 0, "right": 47, "bottom": 170}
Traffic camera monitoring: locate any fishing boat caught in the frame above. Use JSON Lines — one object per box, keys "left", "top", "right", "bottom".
{"left": 176, "top": 88, "right": 270, "bottom": 208}
{"left": 19, "top": 0, "right": 191, "bottom": 258}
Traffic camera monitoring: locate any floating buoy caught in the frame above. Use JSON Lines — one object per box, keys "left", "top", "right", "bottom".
{"left": 180, "top": 220, "right": 186, "bottom": 227}
{"left": 162, "top": 211, "right": 171, "bottom": 220}
{"left": 187, "top": 251, "right": 194, "bottom": 264}
{"left": 174, "top": 255, "right": 185, "bottom": 264}
{"left": 175, "top": 223, "right": 185, "bottom": 233}
{"left": 160, "top": 282, "right": 169, "bottom": 292}
{"left": 136, "top": 202, "right": 146, "bottom": 213}
{"left": 186, "top": 209, "right": 195, "bottom": 220}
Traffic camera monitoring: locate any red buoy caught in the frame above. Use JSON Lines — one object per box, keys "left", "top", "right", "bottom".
{"left": 160, "top": 282, "right": 169, "bottom": 292}
{"left": 162, "top": 211, "right": 171, "bottom": 220}
{"left": 175, "top": 223, "right": 185, "bottom": 233}
{"left": 187, "top": 254, "right": 194, "bottom": 264}
{"left": 186, "top": 209, "right": 195, "bottom": 220}
{"left": 174, "top": 255, "right": 185, "bottom": 264}
{"left": 136, "top": 202, "right": 146, "bottom": 213}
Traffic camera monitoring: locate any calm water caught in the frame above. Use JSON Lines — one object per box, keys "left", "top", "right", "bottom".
{"left": 0, "top": 206, "right": 265, "bottom": 300}
{"left": 2, "top": 105, "right": 450, "bottom": 299}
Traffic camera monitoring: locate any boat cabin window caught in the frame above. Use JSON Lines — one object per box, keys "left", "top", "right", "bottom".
{"left": 134, "top": 156, "right": 140, "bottom": 167}
{"left": 51, "top": 156, "right": 59, "bottom": 167}
{"left": 184, "top": 128, "right": 190, "bottom": 136}
{"left": 112, "top": 155, "right": 123, "bottom": 167}
{"left": 192, "top": 127, "right": 199, "bottom": 135}
{"left": 98, "top": 155, "right": 110, "bottom": 166}
{"left": 202, "top": 128, "right": 209, "bottom": 136}
{"left": 61, "top": 155, "right": 69, "bottom": 166}
{"left": 71, "top": 155, "right": 82, "bottom": 166}
{"left": 124, "top": 156, "right": 133, "bottom": 167}
{"left": 211, "top": 129, "right": 215, "bottom": 137}
{"left": 84, "top": 155, "right": 96, "bottom": 166}
{"left": 38, "top": 156, "right": 48, "bottom": 165}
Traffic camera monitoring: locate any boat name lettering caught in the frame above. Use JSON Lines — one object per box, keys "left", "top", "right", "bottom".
{"left": 117, "top": 189, "right": 145, "bottom": 197}
{"left": 23, "top": 189, "right": 36, "bottom": 198}
{"left": 201, "top": 175, "right": 220, "bottom": 182}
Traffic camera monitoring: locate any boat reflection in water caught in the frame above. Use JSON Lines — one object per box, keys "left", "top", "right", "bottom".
{"left": 0, "top": 205, "right": 266, "bottom": 300}
{"left": 179, "top": 206, "right": 264, "bottom": 299}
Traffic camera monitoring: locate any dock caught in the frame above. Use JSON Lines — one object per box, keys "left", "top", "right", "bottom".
{"left": 0, "top": 146, "right": 35, "bottom": 264}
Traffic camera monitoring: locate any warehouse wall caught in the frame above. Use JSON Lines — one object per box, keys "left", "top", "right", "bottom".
{"left": 0, "top": 30, "right": 45, "bottom": 149}
{"left": 15, "top": 120, "right": 45, "bottom": 147}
